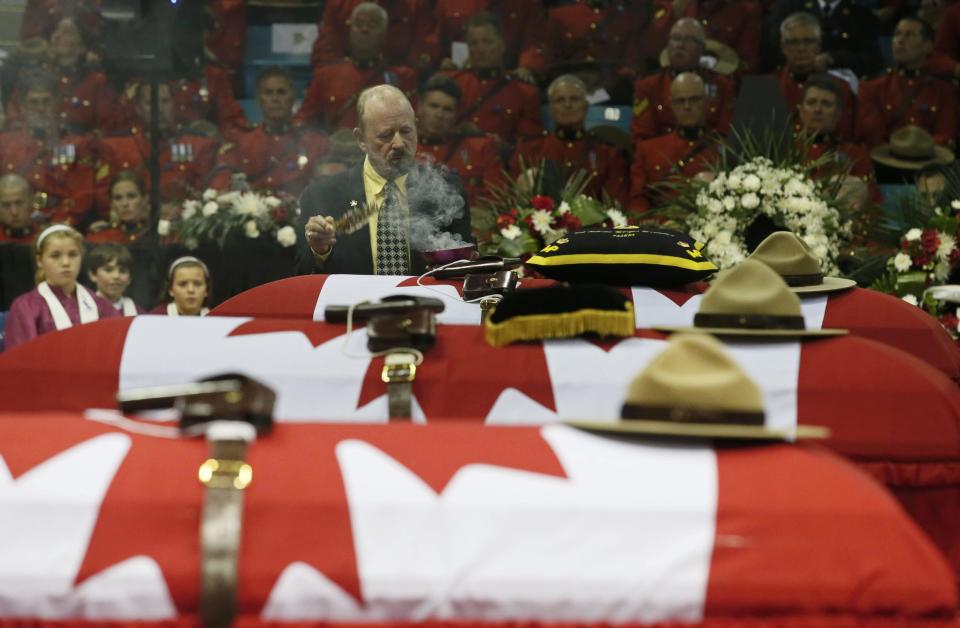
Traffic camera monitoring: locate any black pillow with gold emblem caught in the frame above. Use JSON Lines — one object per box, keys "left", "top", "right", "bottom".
{"left": 524, "top": 227, "right": 718, "bottom": 287}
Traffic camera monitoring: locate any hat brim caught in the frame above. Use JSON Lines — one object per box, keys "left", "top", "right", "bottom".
{"left": 567, "top": 419, "right": 830, "bottom": 441}
{"left": 659, "top": 39, "right": 740, "bottom": 75}
{"left": 655, "top": 325, "right": 848, "bottom": 338}
{"left": 870, "top": 144, "right": 955, "bottom": 170}
{"left": 789, "top": 276, "right": 857, "bottom": 294}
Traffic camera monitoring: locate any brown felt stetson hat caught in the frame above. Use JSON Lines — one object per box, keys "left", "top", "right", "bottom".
{"left": 871, "top": 125, "right": 954, "bottom": 170}
{"left": 659, "top": 39, "right": 740, "bottom": 76}
{"left": 567, "top": 333, "right": 829, "bottom": 440}
{"left": 749, "top": 232, "right": 856, "bottom": 294}
{"left": 657, "top": 260, "right": 847, "bottom": 337}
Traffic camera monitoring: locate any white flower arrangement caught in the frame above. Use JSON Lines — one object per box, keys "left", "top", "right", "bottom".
{"left": 173, "top": 188, "right": 300, "bottom": 248}
{"left": 686, "top": 157, "right": 848, "bottom": 274}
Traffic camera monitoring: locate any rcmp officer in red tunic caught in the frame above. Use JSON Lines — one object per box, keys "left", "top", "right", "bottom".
{"left": 415, "top": 75, "right": 505, "bottom": 206}
{"left": 297, "top": 3, "right": 418, "bottom": 133}
{"left": 310, "top": 0, "right": 437, "bottom": 71}
{"left": 441, "top": 11, "right": 543, "bottom": 146}
{"left": 645, "top": 0, "right": 763, "bottom": 74}
{"left": 212, "top": 68, "right": 330, "bottom": 197}
{"left": 5, "top": 19, "right": 118, "bottom": 135}
{"left": 777, "top": 11, "right": 856, "bottom": 139}
{"left": 630, "top": 72, "right": 721, "bottom": 213}
{"left": 631, "top": 18, "right": 735, "bottom": 144}
{"left": 431, "top": 0, "right": 547, "bottom": 80}
{"left": 545, "top": 0, "right": 650, "bottom": 74}
{"left": 0, "top": 74, "right": 98, "bottom": 227}
{"left": 0, "top": 175, "right": 39, "bottom": 243}
{"left": 512, "top": 74, "right": 629, "bottom": 205}
{"left": 857, "top": 16, "right": 958, "bottom": 150}
{"left": 95, "top": 82, "right": 217, "bottom": 215}
{"left": 797, "top": 76, "right": 880, "bottom": 206}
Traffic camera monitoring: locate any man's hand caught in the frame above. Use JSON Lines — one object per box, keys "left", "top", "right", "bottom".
{"left": 305, "top": 215, "right": 337, "bottom": 255}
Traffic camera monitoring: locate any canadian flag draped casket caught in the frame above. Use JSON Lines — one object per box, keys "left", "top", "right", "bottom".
{"left": 210, "top": 274, "right": 960, "bottom": 383}
{"left": 0, "top": 415, "right": 956, "bottom": 625}
{"left": 1, "top": 315, "right": 960, "bottom": 577}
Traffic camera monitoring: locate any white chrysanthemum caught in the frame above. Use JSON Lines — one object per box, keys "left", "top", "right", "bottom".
{"left": 202, "top": 189, "right": 218, "bottom": 201}
{"left": 235, "top": 192, "right": 265, "bottom": 215}
{"left": 901, "top": 294, "right": 919, "bottom": 306}
{"left": 217, "top": 191, "right": 241, "bottom": 206}
{"left": 276, "top": 225, "right": 297, "bottom": 247}
{"left": 742, "top": 174, "right": 761, "bottom": 191}
{"left": 727, "top": 174, "right": 743, "bottom": 190}
{"left": 937, "top": 232, "right": 955, "bottom": 261}
{"left": 934, "top": 260, "right": 952, "bottom": 282}
{"left": 244, "top": 220, "right": 260, "bottom": 238}
{"left": 202, "top": 201, "right": 219, "bottom": 217}
{"left": 952, "top": 199, "right": 960, "bottom": 210}
{"left": 181, "top": 201, "right": 198, "bottom": 220}
{"left": 605, "top": 208, "right": 628, "bottom": 227}
{"left": 722, "top": 196, "right": 736, "bottom": 210}
{"left": 157, "top": 219, "right": 170, "bottom": 236}
{"left": 904, "top": 228, "right": 923, "bottom": 242}
{"left": 500, "top": 224, "right": 522, "bottom": 240}
{"left": 264, "top": 196, "right": 282, "bottom": 208}
{"left": 557, "top": 201, "right": 571, "bottom": 215}
{"left": 530, "top": 209, "right": 553, "bottom": 234}
{"left": 741, "top": 192, "right": 760, "bottom": 209}
{"left": 893, "top": 252, "right": 914, "bottom": 272}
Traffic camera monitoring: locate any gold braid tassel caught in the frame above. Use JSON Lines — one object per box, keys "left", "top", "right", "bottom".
{"left": 484, "top": 303, "right": 635, "bottom": 347}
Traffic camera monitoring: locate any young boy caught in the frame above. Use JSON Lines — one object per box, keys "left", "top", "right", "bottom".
{"left": 86, "top": 243, "right": 142, "bottom": 315}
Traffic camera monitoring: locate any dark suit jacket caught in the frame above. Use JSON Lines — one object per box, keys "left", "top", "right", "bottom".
{"left": 298, "top": 162, "right": 474, "bottom": 275}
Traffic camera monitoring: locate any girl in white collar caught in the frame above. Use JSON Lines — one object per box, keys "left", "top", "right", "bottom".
{"left": 150, "top": 256, "right": 211, "bottom": 316}
{"left": 4, "top": 225, "right": 119, "bottom": 351}
{"left": 86, "top": 243, "right": 143, "bottom": 316}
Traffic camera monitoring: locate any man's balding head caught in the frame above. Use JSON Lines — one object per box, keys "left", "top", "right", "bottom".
{"left": 668, "top": 18, "right": 706, "bottom": 71}
{"left": 354, "top": 85, "right": 418, "bottom": 179}
{"left": 0, "top": 174, "right": 32, "bottom": 230}
{"left": 670, "top": 72, "right": 707, "bottom": 129}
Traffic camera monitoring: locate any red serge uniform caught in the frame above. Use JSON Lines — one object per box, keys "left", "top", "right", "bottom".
{"left": 512, "top": 129, "right": 629, "bottom": 205}
{"left": 4, "top": 66, "right": 119, "bottom": 135}
{"left": 777, "top": 68, "right": 856, "bottom": 140}
{"left": 631, "top": 69, "right": 735, "bottom": 143}
{"left": 95, "top": 129, "right": 217, "bottom": 213}
{"left": 310, "top": 0, "right": 437, "bottom": 68}
{"left": 416, "top": 132, "right": 505, "bottom": 205}
{"left": 0, "top": 130, "right": 97, "bottom": 225}
{"left": 804, "top": 135, "right": 882, "bottom": 205}
{"left": 442, "top": 69, "right": 542, "bottom": 144}
{"left": 295, "top": 59, "right": 417, "bottom": 132}
{"left": 0, "top": 224, "right": 39, "bottom": 243}
{"left": 930, "top": 3, "right": 960, "bottom": 78}
{"left": 545, "top": 0, "right": 648, "bottom": 69}
{"left": 205, "top": 0, "right": 247, "bottom": 72}
{"left": 430, "top": 0, "right": 548, "bottom": 73}
{"left": 644, "top": 0, "right": 763, "bottom": 73}
{"left": 19, "top": 0, "right": 101, "bottom": 41}
{"left": 856, "top": 69, "right": 958, "bottom": 149}
{"left": 170, "top": 65, "right": 248, "bottom": 140}
{"left": 85, "top": 223, "right": 148, "bottom": 244}
{"left": 211, "top": 124, "right": 331, "bottom": 196}
{"left": 629, "top": 129, "right": 720, "bottom": 213}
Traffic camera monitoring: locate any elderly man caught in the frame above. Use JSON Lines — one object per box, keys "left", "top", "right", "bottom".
{"left": 629, "top": 72, "right": 721, "bottom": 214}
{"left": 630, "top": 18, "right": 735, "bottom": 144}
{"left": 0, "top": 73, "right": 97, "bottom": 227}
{"left": 441, "top": 12, "right": 543, "bottom": 146}
{"left": 415, "top": 75, "right": 504, "bottom": 206}
{"left": 296, "top": 3, "right": 417, "bottom": 133}
{"left": 211, "top": 68, "right": 330, "bottom": 196}
{"left": 95, "top": 82, "right": 218, "bottom": 215}
{"left": 858, "top": 16, "right": 957, "bottom": 150}
{"left": 777, "top": 12, "right": 856, "bottom": 139}
{"left": 512, "top": 75, "right": 628, "bottom": 205}
{"left": 0, "top": 175, "right": 37, "bottom": 243}
{"left": 301, "top": 85, "right": 473, "bottom": 275}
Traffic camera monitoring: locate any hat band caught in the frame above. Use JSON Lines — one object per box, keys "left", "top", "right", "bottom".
{"left": 694, "top": 312, "right": 806, "bottom": 330}
{"left": 621, "top": 403, "right": 765, "bottom": 426}
{"left": 889, "top": 148, "right": 935, "bottom": 161}
{"left": 780, "top": 271, "right": 824, "bottom": 287}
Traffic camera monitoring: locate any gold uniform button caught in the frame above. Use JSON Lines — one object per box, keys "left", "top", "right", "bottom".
{"left": 122, "top": 161, "right": 129, "bottom": 167}
{"left": 506, "top": 108, "right": 512, "bottom": 114}
{"left": 466, "top": 164, "right": 473, "bottom": 170}
{"left": 565, "top": 32, "right": 572, "bottom": 38}
{"left": 473, "top": 116, "right": 480, "bottom": 123}
{"left": 329, "top": 96, "right": 336, "bottom": 102}
{"left": 654, "top": 165, "right": 661, "bottom": 171}
{"left": 564, "top": 161, "right": 573, "bottom": 167}
{"left": 657, "top": 104, "right": 663, "bottom": 111}
{"left": 566, "top": 142, "right": 574, "bottom": 148}
{"left": 266, "top": 176, "right": 273, "bottom": 183}
{"left": 886, "top": 104, "right": 892, "bottom": 110}
{"left": 932, "top": 106, "right": 938, "bottom": 112}
{"left": 590, "top": 23, "right": 597, "bottom": 29}
{"left": 842, "top": 32, "right": 849, "bottom": 39}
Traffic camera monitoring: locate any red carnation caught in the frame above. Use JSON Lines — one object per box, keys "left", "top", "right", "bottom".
{"left": 940, "top": 312, "right": 959, "bottom": 336}
{"left": 915, "top": 253, "right": 933, "bottom": 267}
{"left": 558, "top": 213, "right": 582, "bottom": 231}
{"left": 496, "top": 213, "right": 517, "bottom": 229}
{"left": 531, "top": 195, "right": 555, "bottom": 212}
{"left": 922, "top": 229, "right": 941, "bottom": 255}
